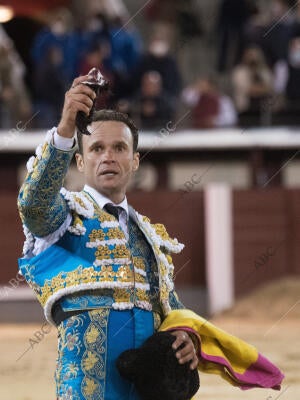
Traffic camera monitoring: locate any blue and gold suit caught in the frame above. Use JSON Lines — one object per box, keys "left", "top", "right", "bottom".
{"left": 17, "top": 128, "right": 185, "bottom": 400}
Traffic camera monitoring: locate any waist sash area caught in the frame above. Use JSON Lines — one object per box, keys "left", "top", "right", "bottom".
{"left": 52, "top": 289, "right": 115, "bottom": 325}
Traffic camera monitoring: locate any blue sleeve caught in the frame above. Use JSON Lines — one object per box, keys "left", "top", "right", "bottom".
{"left": 18, "top": 135, "right": 75, "bottom": 237}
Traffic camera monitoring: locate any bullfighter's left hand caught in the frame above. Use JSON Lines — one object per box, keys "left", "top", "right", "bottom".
{"left": 171, "top": 330, "right": 199, "bottom": 370}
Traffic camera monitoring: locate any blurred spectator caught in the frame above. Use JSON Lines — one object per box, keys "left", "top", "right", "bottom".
{"left": 79, "top": 40, "right": 115, "bottom": 109}
{"left": 31, "top": 8, "right": 76, "bottom": 84}
{"left": 145, "top": 0, "right": 178, "bottom": 24}
{"left": 135, "top": 71, "right": 174, "bottom": 129}
{"left": 145, "top": 0, "right": 203, "bottom": 40}
{"left": 83, "top": 0, "right": 130, "bottom": 21}
{"left": 109, "top": 16, "right": 142, "bottom": 77}
{"left": 216, "top": 0, "right": 258, "bottom": 72}
{"left": 76, "top": 12, "right": 111, "bottom": 69}
{"left": 243, "top": 3, "right": 268, "bottom": 46}
{"left": 261, "top": 0, "right": 300, "bottom": 66}
{"left": 31, "top": 6, "right": 142, "bottom": 103}
{"left": 133, "top": 31, "right": 182, "bottom": 102}
{"left": 76, "top": 8, "right": 142, "bottom": 99}
{"left": 232, "top": 46, "right": 273, "bottom": 122}
{"left": 79, "top": 40, "right": 112, "bottom": 78}
{"left": 34, "top": 46, "right": 67, "bottom": 128}
{"left": 76, "top": 11, "right": 138, "bottom": 80}
{"left": 274, "top": 34, "right": 300, "bottom": 109}
{"left": 182, "top": 76, "right": 237, "bottom": 129}
{"left": 0, "top": 41, "right": 32, "bottom": 129}
{"left": 106, "top": 16, "right": 143, "bottom": 100}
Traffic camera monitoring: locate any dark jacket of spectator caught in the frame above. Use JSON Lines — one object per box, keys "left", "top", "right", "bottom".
{"left": 133, "top": 38, "right": 182, "bottom": 99}
{"left": 135, "top": 71, "right": 174, "bottom": 129}
{"left": 34, "top": 46, "right": 67, "bottom": 127}
{"left": 216, "top": 0, "right": 258, "bottom": 71}
{"left": 274, "top": 35, "right": 300, "bottom": 104}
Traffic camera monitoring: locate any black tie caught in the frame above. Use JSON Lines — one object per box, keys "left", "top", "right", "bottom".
{"left": 104, "top": 203, "right": 122, "bottom": 220}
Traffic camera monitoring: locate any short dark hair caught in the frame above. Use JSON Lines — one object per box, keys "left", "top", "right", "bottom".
{"left": 77, "top": 109, "right": 139, "bottom": 154}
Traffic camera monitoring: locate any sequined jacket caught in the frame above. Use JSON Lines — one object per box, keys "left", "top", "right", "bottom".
{"left": 17, "top": 129, "right": 185, "bottom": 324}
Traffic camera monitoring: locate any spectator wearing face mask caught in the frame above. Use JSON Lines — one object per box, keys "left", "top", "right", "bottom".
{"left": 31, "top": 8, "right": 78, "bottom": 84}
{"left": 132, "top": 34, "right": 182, "bottom": 101}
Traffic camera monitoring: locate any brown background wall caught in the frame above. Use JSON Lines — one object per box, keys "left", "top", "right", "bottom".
{"left": 233, "top": 189, "right": 300, "bottom": 296}
{"left": 128, "top": 191, "right": 206, "bottom": 288}
{"left": 0, "top": 191, "right": 24, "bottom": 283}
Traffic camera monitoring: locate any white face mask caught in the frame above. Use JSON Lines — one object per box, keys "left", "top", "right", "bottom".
{"left": 289, "top": 49, "right": 300, "bottom": 67}
{"left": 51, "top": 21, "right": 66, "bottom": 36}
{"left": 149, "top": 40, "right": 169, "bottom": 57}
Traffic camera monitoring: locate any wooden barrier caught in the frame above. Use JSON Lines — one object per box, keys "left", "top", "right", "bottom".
{"left": 0, "top": 191, "right": 24, "bottom": 283}
{"left": 233, "top": 189, "right": 300, "bottom": 296}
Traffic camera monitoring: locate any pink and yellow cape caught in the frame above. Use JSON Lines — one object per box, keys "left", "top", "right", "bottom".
{"left": 159, "top": 309, "right": 284, "bottom": 390}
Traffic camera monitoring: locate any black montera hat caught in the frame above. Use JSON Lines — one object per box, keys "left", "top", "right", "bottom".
{"left": 116, "top": 331, "right": 200, "bottom": 400}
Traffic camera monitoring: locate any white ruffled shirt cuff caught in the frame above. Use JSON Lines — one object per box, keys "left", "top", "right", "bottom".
{"left": 53, "top": 129, "right": 77, "bottom": 150}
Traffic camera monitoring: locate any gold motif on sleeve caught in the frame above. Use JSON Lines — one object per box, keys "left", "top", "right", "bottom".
{"left": 18, "top": 139, "right": 73, "bottom": 237}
